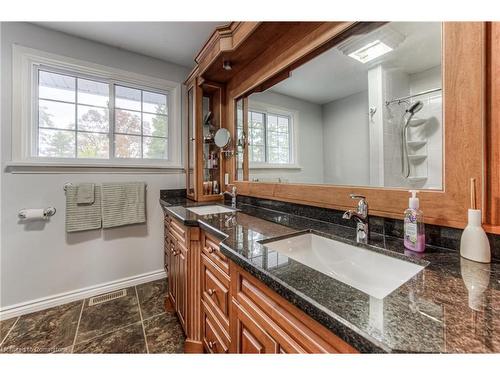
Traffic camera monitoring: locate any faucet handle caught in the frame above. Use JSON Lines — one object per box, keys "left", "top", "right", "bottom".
{"left": 349, "top": 194, "right": 368, "bottom": 215}
{"left": 350, "top": 194, "right": 366, "bottom": 200}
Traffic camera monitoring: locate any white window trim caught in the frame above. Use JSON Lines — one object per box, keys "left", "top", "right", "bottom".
{"left": 247, "top": 100, "right": 301, "bottom": 170}
{"left": 11, "top": 45, "right": 183, "bottom": 169}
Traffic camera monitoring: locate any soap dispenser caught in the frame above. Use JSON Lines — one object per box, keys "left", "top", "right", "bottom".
{"left": 404, "top": 190, "right": 425, "bottom": 252}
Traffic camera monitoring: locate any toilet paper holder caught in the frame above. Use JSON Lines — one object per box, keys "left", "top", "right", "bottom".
{"left": 18, "top": 207, "right": 57, "bottom": 220}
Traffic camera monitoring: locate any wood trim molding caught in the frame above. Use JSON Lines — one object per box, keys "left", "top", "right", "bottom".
{"left": 225, "top": 22, "right": 488, "bottom": 230}
{"left": 195, "top": 22, "right": 261, "bottom": 78}
{"left": 185, "top": 226, "right": 203, "bottom": 353}
{"left": 486, "top": 22, "right": 500, "bottom": 229}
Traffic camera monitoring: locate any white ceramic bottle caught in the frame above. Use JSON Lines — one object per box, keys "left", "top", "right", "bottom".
{"left": 460, "top": 209, "right": 491, "bottom": 263}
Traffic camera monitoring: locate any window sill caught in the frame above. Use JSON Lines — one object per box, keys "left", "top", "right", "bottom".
{"left": 249, "top": 164, "right": 302, "bottom": 170}
{"left": 4, "top": 160, "right": 185, "bottom": 174}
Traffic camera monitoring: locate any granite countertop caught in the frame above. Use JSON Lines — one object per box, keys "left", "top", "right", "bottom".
{"left": 160, "top": 197, "right": 500, "bottom": 353}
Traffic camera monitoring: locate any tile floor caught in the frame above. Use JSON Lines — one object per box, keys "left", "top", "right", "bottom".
{"left": 0, "top": 279, "right": 185, "bottom": 354}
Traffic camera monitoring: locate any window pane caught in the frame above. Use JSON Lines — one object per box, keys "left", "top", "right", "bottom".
{"left": 77, "top": 78, "right": 109, "bottom": 107}
{"left": 114, "top": 134, "right": 141, "bottom": 158}
{"left": 115, "top": 86, "right": 141, "bottom": 111}
{"left": 78, "top": 105, "right": 109, "bottom": 132}
{"left": 278, "top": 148, "right": 290, "bottom": 163}
{"left": 77, "top": 132, "right": 109, "bottom": 158}
{"left": 278, "top": 116, "right": 289, "bottom": 132}
{"left": 38, "top": 129, "right": 75, "bottom": 158}
{"left": 250, "top": 127, "right": 265, "bottom": 146}
{"left": 39, "top": 71, "right": 75, "bottom": 102}
{"left": 39, "top": 99, "right": 75, "bottom": 130}
{"left": 267, "top": 131, "right": 278, "bottom": 147}
{"left": 268, "top": 115, "right": 278, "bottom": 132}
{"left": 115, "top": 109, "right": 141, "bottom": 134}
{"left": 268, "top": 147, "right": 279, "bottom": 163}
{"left": 143, "top": 113, "right": 167, "bottom": 137}
{"left": 250, "top": 145, "right": 265, "bottom": 162}
{"left": 251, "top": 111, "right": 264, "bottom": 124}
{"left": 278, "top": 133, "right": 289, "bottom": 148}
{"left": 143, "top": 136, "right": 167, "bottom": 159}
{"left": 143, "top": 91, "right": 167, "bottom": 114}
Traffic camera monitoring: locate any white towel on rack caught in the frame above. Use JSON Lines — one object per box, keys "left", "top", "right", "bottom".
{"left": 101, "top": 182, "right": 146, "bottom": 229}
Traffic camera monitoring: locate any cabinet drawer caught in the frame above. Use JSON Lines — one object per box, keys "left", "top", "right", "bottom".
{"left": 202, "top": 300, "right": 229, "bottom": 353}
{"left": 232, "top": 266, "right": 357, "bottom": 354}
{"left": 170, "top": 218, "right": 187, "bottom": 245}
{"left": 201, "top": 254, "right": 230, "bottom": 332}
{"left": 201, "top": 231, "right": 228, "bottom": 274}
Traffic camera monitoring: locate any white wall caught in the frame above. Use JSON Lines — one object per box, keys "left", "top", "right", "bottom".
{"left": 322, "top": 91, "right": 370, "bottom": 186}
{"left": 0, "top": 22, "right": 189, "bottom": 311}
{"left": 248, "top": 91, "right": 324, "bottom": 184}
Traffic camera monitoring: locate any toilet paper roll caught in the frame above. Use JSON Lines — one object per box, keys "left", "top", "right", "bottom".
{"left": 19, "top": 208, "right": 46, "bottom": 220}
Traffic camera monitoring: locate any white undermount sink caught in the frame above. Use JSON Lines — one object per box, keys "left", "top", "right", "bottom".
{"left": 187, "top": 205, "right": 236, "bottom": 215}
{"left": 263, "top": 233, "right": 424, "bottom": 299}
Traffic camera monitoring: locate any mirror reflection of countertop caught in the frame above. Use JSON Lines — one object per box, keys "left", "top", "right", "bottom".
{"left": 160, "top": 197, "right": 500, "bottom": 353}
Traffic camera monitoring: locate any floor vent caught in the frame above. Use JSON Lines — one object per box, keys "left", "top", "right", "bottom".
{"left": 89, "top": 289, "right": 127, "bottom": 306}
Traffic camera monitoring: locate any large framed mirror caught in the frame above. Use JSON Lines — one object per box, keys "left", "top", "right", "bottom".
{"left": 228, "top": 22, "right": 485, "bottom": 229}
{"left": 236, "top": 22, "right": 443, "bottom": 190}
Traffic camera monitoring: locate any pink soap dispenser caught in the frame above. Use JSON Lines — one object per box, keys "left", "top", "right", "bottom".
{"left": 404, "top": 190, "right": 425, "bottom": 252}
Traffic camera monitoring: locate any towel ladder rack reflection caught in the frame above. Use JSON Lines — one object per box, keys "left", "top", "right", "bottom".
{"left": 63, "top": 182, "right": 148, "bottom": 192}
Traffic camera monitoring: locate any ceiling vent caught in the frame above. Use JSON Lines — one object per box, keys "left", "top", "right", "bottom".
{"left": 337, "top": 25, "right": 405, "bottom": 64}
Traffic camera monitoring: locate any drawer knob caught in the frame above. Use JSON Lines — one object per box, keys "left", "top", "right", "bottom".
{"left": 208, "top": 247, "right": 216, "bottom": 253}
{"left": 207, "top": 288, "right": 216, "bottom": 296}
{"left": 208, "top": 340, "right": 216, "bottom": 349}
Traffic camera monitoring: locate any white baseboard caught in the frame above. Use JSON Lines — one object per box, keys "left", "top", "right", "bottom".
{"left": 0, "top": 269, "right": 166, "bottom": 320}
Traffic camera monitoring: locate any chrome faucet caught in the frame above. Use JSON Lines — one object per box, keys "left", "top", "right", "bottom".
{"left": 342, "top": 194, "right": 369, "bottom": 244}
{"left": 222, "top": 186, "right": 237, "bottom": 209}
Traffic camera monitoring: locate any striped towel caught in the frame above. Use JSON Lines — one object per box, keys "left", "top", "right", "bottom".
{"left": 66, "top": 185, "right": 102, "bottom": 233}
{"left": 101, "top": 182, "right": 146, "bottom": 229}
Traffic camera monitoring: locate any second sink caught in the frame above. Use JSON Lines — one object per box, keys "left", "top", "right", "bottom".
{"left": 187, "top": 205, "right": 236, "bottom": 215}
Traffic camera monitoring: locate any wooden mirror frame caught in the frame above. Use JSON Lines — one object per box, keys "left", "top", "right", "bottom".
{"left": 223, "top": 22, "right": 489, "bottom": 230}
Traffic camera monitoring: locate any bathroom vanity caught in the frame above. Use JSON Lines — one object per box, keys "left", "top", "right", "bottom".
{"left": 161, "top": 196, "right": 499, "bottom": 353}
{"left": 163, "top": 203, "right": 359, "bottom": 353}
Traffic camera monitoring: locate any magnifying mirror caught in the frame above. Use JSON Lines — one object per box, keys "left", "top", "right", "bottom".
{"left": 214, "top": 128, "right": 231, "bottom": 149}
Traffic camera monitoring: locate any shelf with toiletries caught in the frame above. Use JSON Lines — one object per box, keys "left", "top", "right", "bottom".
{"left": 185, "top": 73, "right": 225, "bottom": 202}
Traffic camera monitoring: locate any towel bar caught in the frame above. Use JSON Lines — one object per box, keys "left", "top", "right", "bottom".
{"left": 64, "top": 182, "right": 148, "bottom": 192}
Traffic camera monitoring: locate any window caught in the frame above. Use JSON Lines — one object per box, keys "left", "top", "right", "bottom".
{"left": 246, "top": 109, "right": 292, "bottom": 165}
{"left": 36, "top": 69, "right": 168, "bottom": 160}
{"left": 12, "top": 46, "right": 182, "bottom": 168}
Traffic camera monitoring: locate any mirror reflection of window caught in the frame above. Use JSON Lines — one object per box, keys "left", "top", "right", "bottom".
{"left": 241, "top": 22, "right": 443, "bottom": 190}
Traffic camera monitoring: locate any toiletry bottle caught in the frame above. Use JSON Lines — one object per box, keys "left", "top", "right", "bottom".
{"left": 404, "top": 190, "right": 425, "bottom": 252}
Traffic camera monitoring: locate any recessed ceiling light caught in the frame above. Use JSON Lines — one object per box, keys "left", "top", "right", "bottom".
{"left": 348, "top": 40, "right": 393, "bottom": 64}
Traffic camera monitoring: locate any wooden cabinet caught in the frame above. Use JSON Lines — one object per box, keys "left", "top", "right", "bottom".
{"left": 229, "top": 264, "right": 357, "bottom": 353}
{"left": 163, "top": 223, "right": 357, "bottom": 353}
{"left": 200, "top": 231, "right": 231, "bottom": 352}
{"left": 165, "top": 217, "right": 187, "bottom": 333}
{"left": 164, "top": 214, "right": 203, "bottom": 353}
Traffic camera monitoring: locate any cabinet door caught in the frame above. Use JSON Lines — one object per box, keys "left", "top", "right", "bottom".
{"left": 186, "top": 86, "right": 196, "bottom": 199}
{"left": 232, "top": 301, "right": 277, "bottom": 354}
{"left": 176, "top": 243, "right": 187, "bottom": 331}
